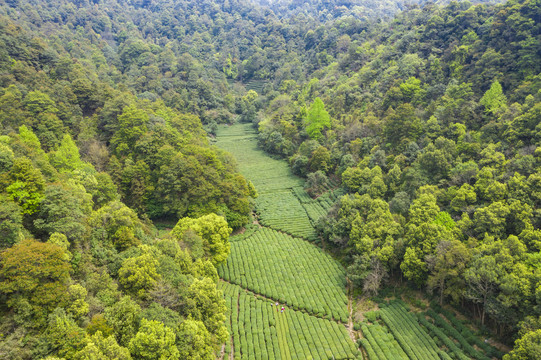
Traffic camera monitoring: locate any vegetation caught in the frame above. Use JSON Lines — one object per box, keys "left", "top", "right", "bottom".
{"left": 0, "top": 0, "right": 539, "bottom": 357}
{"left": 358, "top": 299, "right": 504, "bottom": 360}
{"left": 220, "top": 282, "right": 360, "bottom": 360}
{"left": 218, "top": 227, "right": 348, "bottom": 321}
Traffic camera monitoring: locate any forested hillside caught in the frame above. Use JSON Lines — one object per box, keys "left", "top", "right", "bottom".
{"left": 0, "top": 0, "right": 539, "bottom": 358}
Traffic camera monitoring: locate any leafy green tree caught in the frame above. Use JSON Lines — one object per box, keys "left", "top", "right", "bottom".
{"left": 503, "top": 329, "right": 541, "bottom": 360}
{"left": 0, "top": 239, "right": 71, "bottom": 319}
{"left": 0, "top": 142, "right": 14, "bottom": 172}
{"left": 118, "top": 246, "right": 160, "bottom": 299}
{"left": 128, "top": 319, "right": 180, "bottom": 360}
{"left": 185, "top": 277, "right": 228, "bottom": 344}
{"left": 383, "top": 104, "right": 422, "bottom": 151}
{"left": 65, "top": 284, "right": 89, "bottom": 321}
{"left": 34, "top": 184, "right": 92, "bottom": 242}
{"left": 480, "top": 80, "right": 507, "bottom": 114}
{"left": 427, "top": 240, "right": 470, "bottom": 305}
{"left": 0, "top": 196, "right": 24, "bottom": 248}
{"left": 75, "top": 331, "right": 132, "bottom": 360}
{"left": 49, "top": 134, "right": 85, "bottom": 173}
{"left": 6, "top": 157, "right": 45, "bottom": 214}
{"left": 465, "top": 254, "right": 500, "bottom": 326}
{"left": 89, "top": 200, "right": 145, "bottom": 251}
{"left": 172, "top": 214, "right": 231, "bottom": 265}
{"left": 46, "top": 233, "right": 71, "bottom": 261}
{"left": 44, "top": 308, "right": 88, "bottom": 359}
{"left": 110, "top": 105, "right": 148, "bottom": 155}
{"left": 176, "top": 319, "right": 215, "bottom": 360}
{"left": 305, "top": 97, "right": 331, "bottom": 140}
{"left": 308, "top": 146, "right": 330, "bottom": 173}
{"left": 104, "top": 296, "right": 141, "bottom": 347}
{"left": 473, "top": 201, "right": 511, "bottom": 238}
{"left": 305, "top": 171, "right": 329, "bottom": 198}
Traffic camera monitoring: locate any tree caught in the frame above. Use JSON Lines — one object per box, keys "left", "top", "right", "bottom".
{"left": 308, "top": 146, "right": 330, "bottom": 173}
{"left": 503, "top": 330, "right": 541, "bottom": 360}
{"left": 75, "top": 331, "right": 132, "bottom": 360}
{"left": 89, "top": 200, "right": 145, "bottom": 251}
{"left": 172, "top": 214, "right": 232, "bottom": 266}
{"left": 0, "top": 239, "right": 71, "bottom": 319}
{"left": 383, "top": 104, "right": 422, "bottom": 151}
{"left": 128, "top": 319, "right": 180, "bottom": 360}
{"left": 465, "top": 254, "right": 500, "bottom": 326}
{"left": 110, "top": 105, "right": 148, "bottom": 155}
{"left": 480, "top": 80, "right": 507, "bottom": 114}
{"left": 176, "top": 319, "right": 214, "bottom": 360}
{"left": 6, "top": 157, "right": 45, "bottom": 214}
{"left": 185, "top": 277, "right": 228, "bottom": 344}
{"left": 305, "top": 97, "right": 331, "bottom": 140}
{"left": 104, "top": 296, "right": 141, "bottom": 347}
{"left": 427, "top": 240, "right": 470, "bottom": 305}
{"left": 118, "top": 246, "right": 160, "bottom": 299}
{"left": 0, "top": 197, "right": 24, "bottom": 248}
{"left": 305, "top": 171, "right": 329, "bottom": 198}
{"left": 65, "top": 284, "right": 89, "bottom": 321}
{"left": 49, "top": 134, "right": 85, "bottom": 173}
{"left": 34, "top": 184, "right": 92, "bottom": 242}
{"left": 44, "top": 308, "right": 88, "bottom": 359}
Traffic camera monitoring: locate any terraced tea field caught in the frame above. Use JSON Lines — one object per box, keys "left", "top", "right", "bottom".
{"left": 218, "top": 227, "right": 348, "bottom": 321}
{"left": 360, "top": 300, "right": 503, "bottom": 360}
{"left": 220, "top": 282, "right": 359, "bottom": 360}
{"left": 215, "top": 124, "right": 360, "bottom": 359}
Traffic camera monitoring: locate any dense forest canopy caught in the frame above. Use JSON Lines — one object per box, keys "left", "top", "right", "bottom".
{"left": 0, "top": 0, "right": 539, "bottom": 358}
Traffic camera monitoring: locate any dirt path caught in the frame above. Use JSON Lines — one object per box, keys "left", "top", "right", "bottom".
{"left": 346, "top": 278, "right": 357, "bottom": 342}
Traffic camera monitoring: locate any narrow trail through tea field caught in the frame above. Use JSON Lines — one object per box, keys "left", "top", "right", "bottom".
{"left": 215, "top": 124, "right": 361, "bottom": 360}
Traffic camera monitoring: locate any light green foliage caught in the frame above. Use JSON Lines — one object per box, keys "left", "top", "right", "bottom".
{"left": 220, "top": 282, "right": 360, "bottom": 360}
{"left": 308, "top": 146, "right": 330, "bottom": 173}
{"left": 193, "top": 258, "right": 219, "bottom": 282}
{"left": 176, "top": 319, "right": 215, "bottom": 360}
{"left": 0, "top": 142, "right": 14, "bottom": 172}
{"left": 6, "top": 157, "right": 45, "bottom": 214}
{"left": 45, "top": 308, "right": 88, "bottom": 359}
{"left": 504, "top": 329, "right": 541, "bottom": 360}
{"left": 49, "top": 134, "right": 84, "bottom": 173}
{"left": 110, "top": 105, "right": 148, "bottom": 155}
{"left": 65, "top": 284, "right": 89, "bottom": 321}
{"left": 185, "top": 277, "right": 228, "bottom": 344}
{"left": 427, "top": 240, "right": 471, "bottom": 304}
{"left": 172, "top": 213, "right": 232, "bottom": 266}
{"left": 89, "top": 200, "right": 145, "bottom": 250}
{"left": 118, "top": 246, "right": 160, "bottom": 299}
{"left": 128, "top": 319, "right": 179, "bottom": 360}
{"left": 305, "top": 97, "right": 331, "bottom": 140}
{"left": 75, "top": 331, "right": 132, "bottom": 360}
{"left": 104, "top": 296, "right": 141, "bottom": 347}
{"left": 47, "top": 233, "right": 72, "bottom": 261}
{"left": 480, "top": 80, "right": 507, "bottom": 114}
{"left": 0, "top": 239, "right": 71, "bottom": 317}
{"left": 219, "top": 227, "right": 348, "bottom": 320}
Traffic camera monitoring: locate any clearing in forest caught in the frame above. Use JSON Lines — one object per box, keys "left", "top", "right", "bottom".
{"left": 215, "top": 124, "right": 360, "bottom": 359}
